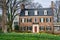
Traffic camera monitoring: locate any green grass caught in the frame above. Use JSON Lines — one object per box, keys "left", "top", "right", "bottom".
{"left": 0, "top": 33, "right": 60, "bottom": 40}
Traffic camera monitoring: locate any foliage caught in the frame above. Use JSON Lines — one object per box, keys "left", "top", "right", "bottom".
{"left": 0, "top": 33, "right": 60, "bottom": 40}
{"left": 15, "top": 25, "right": 19, "bottom": 31}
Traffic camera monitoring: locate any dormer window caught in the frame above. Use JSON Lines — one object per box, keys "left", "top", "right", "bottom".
{"left": 44, "top": 10, "right": 47, "bottom": 15}
{"left": 25, "top": 10, "right": 28, "bottom": 15}
{"left": 34, "top": 10, "right": 38, "bottom": 15}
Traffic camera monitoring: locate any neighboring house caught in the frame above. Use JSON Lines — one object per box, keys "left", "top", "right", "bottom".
{"left": 53, "top": 0, "right": 60, "bottom": 34}
{"left": 19, "top": 8, "right": 53, "bottom": 33}
{"left": 12, "top": 15, "right": 19, "bottom": 30}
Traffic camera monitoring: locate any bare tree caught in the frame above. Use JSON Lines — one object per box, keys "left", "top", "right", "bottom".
{"left": 6, "top": 0, "right": 32, "bottom": 32}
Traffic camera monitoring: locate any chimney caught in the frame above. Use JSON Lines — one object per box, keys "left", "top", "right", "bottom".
{"left": 20, "top": 4, "right": 25, "bottom": 10}
{"left": 51, "top": 1, "right": 54, "bottom": 9}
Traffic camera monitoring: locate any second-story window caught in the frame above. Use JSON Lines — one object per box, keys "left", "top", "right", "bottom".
{"left": 44, "top": 10, "right": 47, "bottom": 15}
{"left": 40, "top": 18, "right": 45, "bottom": 22}
{"left": 34, "top": 10, "right": 38, "bottom": 15}
{"left": 27, "top": 18, "right": 32, "bottom": 22}
{"left": 21, "top": 18, "right": 26, "bottom": 23}
{"left": 25, "top": 10, "right": 28, "bottom": 15}
{"left": 34, "top": 18, "right": 38, "bottom": 23}
{"left": 46, "top": 18, "right": 51, "bottom": 22}
{"left": 22, "top": 18, "right": 24, "bottom": 23}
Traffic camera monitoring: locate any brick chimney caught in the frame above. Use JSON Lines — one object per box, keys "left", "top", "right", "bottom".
{"left": 20, "top": 4, "right": 25, "bottom": 10}
{"left": 51, "top": 1, "right": 54, "bottom": 9}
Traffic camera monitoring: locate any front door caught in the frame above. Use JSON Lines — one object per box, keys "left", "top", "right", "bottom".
{"left": 35, "top": 26, "right": 37, "bottom": 32}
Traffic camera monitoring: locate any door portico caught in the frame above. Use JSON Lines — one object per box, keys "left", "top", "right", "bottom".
{"left": 32, "top": 24, "right": 39, "bottom": 33}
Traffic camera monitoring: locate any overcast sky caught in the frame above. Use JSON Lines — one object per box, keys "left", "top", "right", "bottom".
{"left": 34, "top": 0, "right": 56, "bottom": 8}
{"left": 0, "top": 0, "right": 57, "bottom": 14}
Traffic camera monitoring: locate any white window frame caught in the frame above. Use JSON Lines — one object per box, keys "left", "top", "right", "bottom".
{"left": 41, "top": 18, "right": 44, "bottom": 22}
{"left": 44, "top": 10, "right": 47, "bottom": 15}
{"left": 34, "top": 10, "right": 38, "bottom": 15}
{"left": 22, "top": 18, "right": 24, "bottom": 23}
{"left": 25, "top": 10, "right": 28, "bottom": 15}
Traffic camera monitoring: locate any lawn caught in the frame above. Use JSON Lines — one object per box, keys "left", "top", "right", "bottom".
{"left": 0, "top": 33, "right": 60, "bottom": 40}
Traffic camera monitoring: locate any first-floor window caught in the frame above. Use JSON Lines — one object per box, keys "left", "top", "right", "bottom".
{"left": 20, "top": 27, "right": 26, "bottom": 31}
{"left": 27, "top": 26, "right": 32, "bottom": 31}
{"left": 39, "top": 26, "right": 45, "bottom": 31}
{"left": 54, "top": 26, "right": 60, "bottom": 31}
{"left": 46, "top": 26, "right": 51, "bottom": 31}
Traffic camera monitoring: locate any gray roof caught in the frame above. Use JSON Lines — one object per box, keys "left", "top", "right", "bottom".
{"left": 20, "top": 8, "right": 53, "bottom": 16}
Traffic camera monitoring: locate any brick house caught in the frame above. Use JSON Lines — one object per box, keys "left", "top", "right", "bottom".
{"left": 19, "top": 5, "right": 54, "bottom": 33}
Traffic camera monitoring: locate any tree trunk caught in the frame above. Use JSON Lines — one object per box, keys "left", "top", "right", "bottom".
{"left": 2, "top": 0, "right": 7, "bottom": 33}
{"left": 4, "top": 25, "right": 7, "bottom": 33}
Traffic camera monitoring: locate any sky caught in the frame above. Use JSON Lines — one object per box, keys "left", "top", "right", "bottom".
{"left": 0, "top": 0, "right": 57, "bottom": 14}
{"left": 34, "top": 0, "right": 56, "bottom": 8}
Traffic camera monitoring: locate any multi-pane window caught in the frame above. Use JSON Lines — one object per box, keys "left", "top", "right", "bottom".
{"left": 27, "top": 18, "right": 32, "bottom": 22}
{"left": 14, "top": 22, "right": 18, "bottom": 26}
{"left": 34, "top": 10, "right": 38, "bottom": 15}
{"left": 46, "top": 26, "right": 51, "bottom": 31}
{"left": 20, "top": 27, "right": 26, "bottom": 31}
{"left": 39, "top": 26, "right": 45, "bottom": 31}
{"left": 24, "top": 18, "right": 26, "bottom": 22}
{"left": 54, "top": 26, "right": 60, "bottom": 31}
{"left": 25, "top": 10, "right": 28, "bottom": 15}
{"left": 40, "top": 18, "right": 45, "bottom": 22}
{"left": 44, "top": 10, "right": 47, "bottom": 15}
{"left": 34, "top": 18, "right": 38, "bottom": 23}
{"left": 27, "top": 26, "right": 32, "bottom": 31}
{"left": 20, "top": 18, "right": 26, "bottom": 23}
{"left": 46, "top": 18, "right": 51, "bottom": 22}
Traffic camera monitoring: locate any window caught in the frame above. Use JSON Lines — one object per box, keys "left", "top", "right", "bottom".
{"left": 25, "top": 10, "right": 28, "bottom": 15}
{"left": 34, "top": 10, "right": 38, "bottom": 15}
{"left": 20, "top": 18, "right": 22, "bottom": 22}
{"left": 46, "top": 18, "right": 51, "bottom": 22}
{"left": 24, "top": 18, "right": 26, "bottom": 22}
{"left": 27, "top": 18, "right": 32, "bottom": 22}
{"left": 39, "top": 26, "right": 45, "bottom": 31}
{"left": 54, "top": 26, "right": 60, "bottom": 31}
{"left": 21, "top": 18, "right": 26, "bottom": 23}
{"left": 14, "top": 22, "right": 18, "bottom": 26}
{"left": 20, "top": 27, "right": 26, "bottom": 31}
{"left": 27, "top": 26, "right": 32, "bottom": 31}
{"left": 34, "top": 18, "right": 38, "bottom": 23}
{"left": 40, "top": 18, "right": 45, "bottom": 22}
{"left": 44, "top": 10, "right": 47, "bottom": 15}
{"left": 46, "top": 26, "right": 51, "bottom": 31}
{"left": 22, "top": 18, "right": 24, "bottom": 23}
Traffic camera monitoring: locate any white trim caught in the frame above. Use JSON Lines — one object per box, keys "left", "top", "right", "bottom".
{"left": 25, "top": 10, "right": 28, "bottom": 15}
{"left": 41, "top": 18, "right": 44, "bottom": 22}
{"left": 34, "top": 10, "right": 38, "bottom": 15}
{"left": 44, "top": 10, "right": 47, "bottom": 15}
{"left": 22, "top": 18, "right": 24, "bottom": 23}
